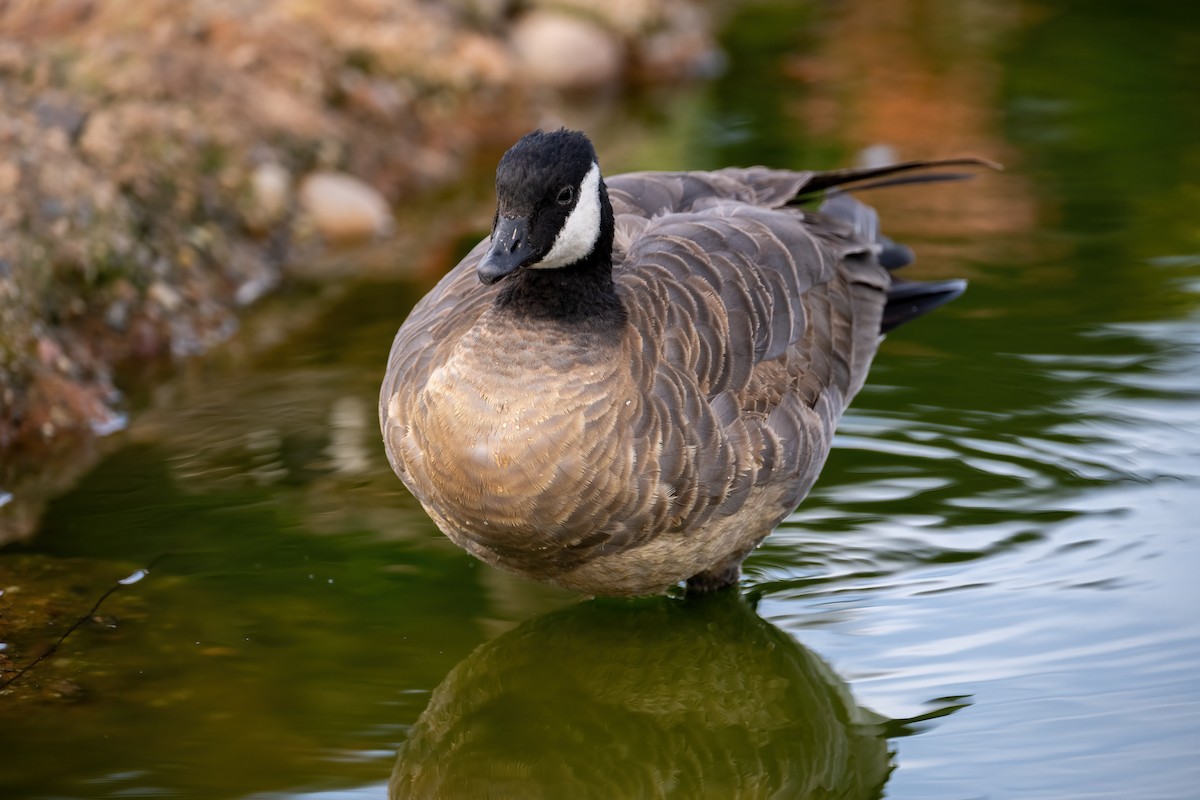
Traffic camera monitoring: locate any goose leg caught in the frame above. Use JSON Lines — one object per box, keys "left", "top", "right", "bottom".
{"left": 685, "top": 561, "right": 742, "bottom": 593}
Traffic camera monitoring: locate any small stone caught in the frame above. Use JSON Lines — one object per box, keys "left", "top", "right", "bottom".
{"left": 77, "top": 109, "right": 122, "bottom": 167}
{"left": 246, "top": 162, "right": 291, "bottom": 231}
{"left": 542, "top": 0, "right": 659, "bottom": 38}
{"left": 857, "top": 144, "right": 899, "bottom": 169}
{"left": 148, "top": 281, "right": 183, "bottom": 313}
{"left": 298, "top": 171, "right": 394, "bottom": 242}
{"left": 104, "top": 299, "right": 130, "bottom": 331}
{"left": 510, "top": 11, "right": 624, "bottom": 91}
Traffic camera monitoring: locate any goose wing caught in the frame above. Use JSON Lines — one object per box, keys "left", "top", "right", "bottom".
{"left": 606, "top": 168, "right": 814, "bottom": 217}
{"left": 607, "top": 169, "right": 891, "bottom": 529}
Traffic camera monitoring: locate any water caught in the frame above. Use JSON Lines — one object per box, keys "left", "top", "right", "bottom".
{"left": 2, "top": 1, "right": 1199, "bottom": 797}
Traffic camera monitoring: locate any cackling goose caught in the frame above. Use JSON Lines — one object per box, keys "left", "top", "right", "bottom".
{"left": 380, "top": 128, "right": 985, "bottom": 596}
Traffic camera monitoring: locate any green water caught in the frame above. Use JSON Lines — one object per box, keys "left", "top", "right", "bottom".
{"left": 3, "top": 1, "right": 1199, "bottom": 798}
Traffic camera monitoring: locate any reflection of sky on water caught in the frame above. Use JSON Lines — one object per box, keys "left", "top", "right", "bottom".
{"left": 749, "top": 307, "right": 1200, "bottom": 799}
{"left": 247, "top": 787, "right": 386, "bottom": 800}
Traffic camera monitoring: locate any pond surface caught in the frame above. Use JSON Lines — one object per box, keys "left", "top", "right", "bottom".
{"left": 3, "top": 1, "right": 1199, "bottom": 798}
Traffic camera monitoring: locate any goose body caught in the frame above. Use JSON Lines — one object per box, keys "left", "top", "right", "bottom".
{"left": 381, "top": 129, "right": 973, "bottom": 596}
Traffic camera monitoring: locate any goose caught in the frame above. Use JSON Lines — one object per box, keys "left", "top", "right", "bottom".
{"left": 380, "top": 128, "right": 984, "bottom": 597}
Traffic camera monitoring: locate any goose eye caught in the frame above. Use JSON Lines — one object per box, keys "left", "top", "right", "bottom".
{"left": 557, "top": 186, "right": 574, "bottom": 206}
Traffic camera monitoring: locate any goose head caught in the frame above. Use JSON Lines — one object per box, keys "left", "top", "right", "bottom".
{"left": 478, "top": 129, "right": 613, "bottom": 286}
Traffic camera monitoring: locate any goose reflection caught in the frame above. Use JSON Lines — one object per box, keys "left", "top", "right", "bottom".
{"left": 391, "top": 594, "right": 892, "bottom": 799}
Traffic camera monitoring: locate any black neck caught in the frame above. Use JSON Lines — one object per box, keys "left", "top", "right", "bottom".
{"left": 493, "top": 184, "right": 624, "bottom": 329}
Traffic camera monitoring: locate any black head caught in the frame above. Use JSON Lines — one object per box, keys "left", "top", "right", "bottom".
{"left": 478, "top": 129, "right": 611, "bottom": 285}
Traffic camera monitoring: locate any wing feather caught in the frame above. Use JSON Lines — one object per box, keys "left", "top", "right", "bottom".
{"left": 614, "top": 175, "right": 890, "bottom": 518}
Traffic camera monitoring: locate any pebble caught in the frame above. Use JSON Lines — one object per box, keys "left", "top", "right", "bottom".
{"left": 249, "top": 162, "right": 291, "bottom": 228}
{"left": 148, "top": 281, "right": 183, "bottom": 313}
{"left": 298, "top": 171, "right": 394, "bottom": 242}
{"left": 510, "top": 11, "right": 624, "bottom": 91}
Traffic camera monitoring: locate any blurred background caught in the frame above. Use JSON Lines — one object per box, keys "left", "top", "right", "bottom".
{"left": 1, "top": 1, "right": 1198, "bottom": 798}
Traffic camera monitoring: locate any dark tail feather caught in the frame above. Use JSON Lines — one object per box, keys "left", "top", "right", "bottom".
{"left": 792, "top": 157, "right": 1000, "bottom": 203}
{"left": 810, "top": 159, "right": 993, "bottom": 333}
{"left": 833, "top": 171, "right": 978, "bottom": 193}
{"left": 876, "top": 235, "right": 914, "bottom": 270}
{"left": 882, "top": 279, "right": 967, "bottom": 333}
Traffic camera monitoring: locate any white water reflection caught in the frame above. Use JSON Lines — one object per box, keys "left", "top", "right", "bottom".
{"left": 750, "top": 309, "right": 1200, "bottom": 799}
{"left": 329, "top": 396, "right": 372, "bottom": 476}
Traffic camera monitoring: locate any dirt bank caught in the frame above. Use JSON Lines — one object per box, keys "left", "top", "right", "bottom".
{"left": 0, "top": 0, "right": 716, "bottom": 543}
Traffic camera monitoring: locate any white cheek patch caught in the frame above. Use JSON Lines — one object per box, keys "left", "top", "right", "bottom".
{"left": 533, "top": 162, "right": 602, "bottom": 270}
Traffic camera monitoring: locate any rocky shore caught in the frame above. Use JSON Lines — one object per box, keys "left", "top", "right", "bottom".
{"left": 0, "top": 0, "right": 716, "bottom": 454}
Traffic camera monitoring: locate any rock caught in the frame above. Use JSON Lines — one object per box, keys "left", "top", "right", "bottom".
{"left": 297, "top": 171, "right": 394, "bottom": 242}
{"left": 520, "top": 1, "right": 718, "bottom": 84}
{"left": 147, "top": 281, "right": 183, "bottom": 313}
{"left": 857, "top": 143, "right": 899, "bottom": 169}
{"left": 77, "top": 109, "right": 123, "bottom": 167}
{"left": 510, "top": 11, "right": 624, "bottom": 91}
{"left": 247, "top": 161, "right": 292, "bottom": 231}
{"left": 535, "top": 0, "right": 659, "bottom": 38}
